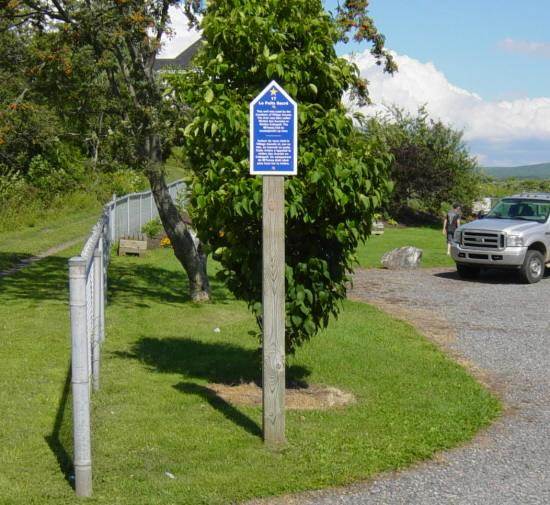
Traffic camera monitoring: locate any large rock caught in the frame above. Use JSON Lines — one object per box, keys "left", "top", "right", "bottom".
{"left": 381, "top": 246, "right": 423, "bottom": 269}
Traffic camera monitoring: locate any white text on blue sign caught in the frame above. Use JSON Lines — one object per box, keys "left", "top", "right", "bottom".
{"left": 250, "top": 81, "right": 298, "bottom": 176}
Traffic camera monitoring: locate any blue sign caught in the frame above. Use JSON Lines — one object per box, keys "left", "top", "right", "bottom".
{"left": 250, "top": 81, "right": 297, "bottom": 176}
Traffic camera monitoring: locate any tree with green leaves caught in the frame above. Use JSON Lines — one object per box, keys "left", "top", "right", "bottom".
{"left": 175, "top": 0, "right": 395, "bottom": 352}
{"left": 3, "top": 0, "right": 210, "bottom": 301}
{"left": 364, "top": 106, "right": 482, "bottom": 218}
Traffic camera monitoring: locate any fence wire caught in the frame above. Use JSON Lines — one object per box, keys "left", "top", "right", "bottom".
{"left": 106, "top": 180, "right": 186, "bottom": 241}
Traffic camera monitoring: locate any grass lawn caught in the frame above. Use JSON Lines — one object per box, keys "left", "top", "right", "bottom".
{"left": 0, "top": 161, "right": 187, "bottom": 274}
{"left": 0, "top": 247, "right": 499, "bottom": 505}
{"left": 0, "top": 199, "right": 101, "bottom": 273}
{"left": 356, "top": 225, "right": 455, "bottom": 269}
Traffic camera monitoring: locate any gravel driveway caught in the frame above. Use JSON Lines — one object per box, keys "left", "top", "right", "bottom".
{"left": 252, "top": 267, "right": 550, "bottom": 505}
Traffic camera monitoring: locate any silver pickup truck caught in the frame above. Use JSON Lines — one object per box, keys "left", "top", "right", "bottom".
{"left": 451, "top": 193, "right": 550, "bottom": 283}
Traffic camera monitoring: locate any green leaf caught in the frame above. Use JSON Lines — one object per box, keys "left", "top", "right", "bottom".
{"left": 204, "top": 89, "right": 214, "bottom": 103}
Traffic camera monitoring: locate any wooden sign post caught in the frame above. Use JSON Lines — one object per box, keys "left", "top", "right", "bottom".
{"left": 250, "top": 81, "right": 298, "bottom": 448}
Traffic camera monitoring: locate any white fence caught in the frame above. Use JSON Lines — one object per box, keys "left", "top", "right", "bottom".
{"left": 68, "top": 180, "right": 185, "bottom": 497}
{"left": 106, "top": 180, "right": 186, "bottom": 241}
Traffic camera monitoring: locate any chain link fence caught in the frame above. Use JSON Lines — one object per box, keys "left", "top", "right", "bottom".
{"left": 68, "top": 179, "right": 185, "bottom": 497}
{"left": 106, "top": 180, "right": 186, "bottom": 241}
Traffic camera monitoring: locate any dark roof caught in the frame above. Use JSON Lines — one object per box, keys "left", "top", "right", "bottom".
{"left": 153, "top": 39, "right": 202, "bottom": 71}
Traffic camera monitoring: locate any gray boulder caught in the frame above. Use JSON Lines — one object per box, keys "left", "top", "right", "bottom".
{"left": 381, "top": 246, "right": 423, "bottom": 269}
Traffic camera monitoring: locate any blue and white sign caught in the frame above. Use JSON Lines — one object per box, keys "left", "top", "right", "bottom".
{"left": 250, "top": 81, "right": 298, "bottom": 176}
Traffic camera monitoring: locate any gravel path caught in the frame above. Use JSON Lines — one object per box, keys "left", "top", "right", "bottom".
{"left": 252, "top": 267, "right": 550, "bottom": 505}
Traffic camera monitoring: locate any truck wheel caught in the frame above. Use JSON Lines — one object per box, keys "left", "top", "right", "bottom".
{"left": 456, "top": 263, "right": 480, "bottom": 279}
{"left": 519, "top": 250, "right": 545, "bottom": 284}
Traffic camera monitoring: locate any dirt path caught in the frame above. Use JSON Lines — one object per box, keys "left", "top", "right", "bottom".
{"left": 0, "top": 237, "right": 84, "bottom": 277}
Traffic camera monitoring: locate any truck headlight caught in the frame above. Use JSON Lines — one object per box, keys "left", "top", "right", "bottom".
{"left": 507, "top": 235, "right": 524, "bottom": 247}
{"left": 453, "top": 230, "right": 461, "bottom": 243}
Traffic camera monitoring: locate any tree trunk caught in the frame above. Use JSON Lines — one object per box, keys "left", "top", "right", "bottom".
{"left": 146, "top": 166, "right": 210, "bottom": 302}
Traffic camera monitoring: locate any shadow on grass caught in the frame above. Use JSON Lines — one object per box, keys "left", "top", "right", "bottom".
{"left": 0, "top": 252, "right": 230, "bottom": 305}
{"left": 117, "top": 337, "right": 311, "bottom": 437}
{"left": 0, "top": 252, "right": 33, "bottom": 274}
{"left": 116, "top": 337, "right": 310, "bottom": 386}
{"left": 174, "top": 382, "right": 262, "bottom": 437}
{"left": 0, "top": 254, "right": 69, "bottom": 303}
{"left": 107, "top": 261, "right": 233, "bottom": 307}
{"left": 45, "top": 364, "right": 74, "bottom": 490}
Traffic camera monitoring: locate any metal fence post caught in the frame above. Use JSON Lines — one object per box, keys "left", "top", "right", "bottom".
{"left": 92, "top": 246, "right": 102, "bottom": 392}
{"left": 126, "top": 196, "right": 130, "bottom": 236}
{"left": 110, "top": 194, "right": 116, "bottom": 243}
{"left": 138, "top": 196, "right": 142, "bottom": 234}
{"left": 99, "top": 233, "right": 106, "bottom": 344}
{"left": 69, "top": 256, "right": 93, "bottom": 497}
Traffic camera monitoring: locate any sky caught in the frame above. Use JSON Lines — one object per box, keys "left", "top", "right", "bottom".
{"left": 160, "top": 1, "right": 550, "bottom": 167}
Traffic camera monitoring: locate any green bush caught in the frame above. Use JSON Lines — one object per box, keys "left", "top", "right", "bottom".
{"left": 175, "top": 0, "right": 393, "bottom": 352}
{"left": 0, "top": 167, "right": 27, "bottom": 206}
{"left": 364, "top": 106, "right": 482, "bottom": 218}
{"left": 96, "top": 169, "right": 148, "bottom": 198}
{"left": 142, "top": 218, "right": 163, "bottom": 238}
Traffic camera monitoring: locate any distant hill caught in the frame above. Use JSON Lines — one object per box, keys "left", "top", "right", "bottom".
{"left": 483, "top": 162, "right": 550, "bottom": 180}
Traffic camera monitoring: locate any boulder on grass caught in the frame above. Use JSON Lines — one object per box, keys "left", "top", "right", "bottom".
{"left": 381, "top": 246, "right": 422, "bottom": 269}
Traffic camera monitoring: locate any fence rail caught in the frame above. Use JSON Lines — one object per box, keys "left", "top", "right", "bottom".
{"left": 68, "top": 179, "right": 185, "bottom": 497}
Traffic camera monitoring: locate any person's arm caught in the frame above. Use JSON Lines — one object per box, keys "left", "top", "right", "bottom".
{"left": 442, "top": 218, "right": 447, "bottom": 235}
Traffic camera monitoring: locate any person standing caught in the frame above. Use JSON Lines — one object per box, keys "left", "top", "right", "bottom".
{"left": 443, "top": 203, "right": 461, "bottom": 255}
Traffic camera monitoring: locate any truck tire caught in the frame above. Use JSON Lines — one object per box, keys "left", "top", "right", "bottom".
{"left": 456, "top": 263, "right": 480, "bottom": 279}
{"left": 519, "top": 250, "right": 545, "bottom": 284}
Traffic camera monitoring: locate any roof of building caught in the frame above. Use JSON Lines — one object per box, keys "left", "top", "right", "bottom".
{"left": 153, "top": 39, "right": 202, "bottom": 71}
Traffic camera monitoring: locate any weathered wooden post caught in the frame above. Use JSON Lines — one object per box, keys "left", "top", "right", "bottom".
{"left": 250, "top": 81, "right": 298, "bottom": 448}
{"left": 69, "top": 256, "right": 93, "bottom": 496}
{"left": 262, "top": 175, "right": 286, "bottom": 446}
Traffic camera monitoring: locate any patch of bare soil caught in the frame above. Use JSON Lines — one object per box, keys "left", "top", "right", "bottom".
{"left": 208, "top": 382, "right": 356, "bottom": 410}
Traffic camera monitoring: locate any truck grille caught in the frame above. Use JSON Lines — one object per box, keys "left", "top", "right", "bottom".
{"left": 462, "top": 230, "right": 503, "bottom": 250}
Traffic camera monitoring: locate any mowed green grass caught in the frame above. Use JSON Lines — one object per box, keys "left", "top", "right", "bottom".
{"left": 0, "top": 196, "right": 100, "bottom": 273}
{"left": 0, "top": 247, "right": 499, "bottom": 505}
{"left": 357, "top": 226, "right": 455, "bottom": 268}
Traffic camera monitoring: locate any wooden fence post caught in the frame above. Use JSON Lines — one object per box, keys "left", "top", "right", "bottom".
{"left": 262, "top": 175, "right": 286, "bottom": 448}
{"left": 69, "top": 256, "right": 93, "bottom": 497}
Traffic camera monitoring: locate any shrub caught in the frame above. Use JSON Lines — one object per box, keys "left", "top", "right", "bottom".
{"left": 364, "top": 106, "right": 482, "bottom": 218}
{"left": 175, "top": 0, "right": 393, "bottom": 352}
{"left": 142, "top": 218, "right": 163, "bottom": 238}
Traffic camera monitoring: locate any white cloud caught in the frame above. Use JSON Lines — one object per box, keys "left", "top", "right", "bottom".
{"left": 159, "top": 6, "right": 201, "bottom": 58}
{"left": 350, "top": 50, "right": 550, "bottom": 148}
{"left": 498, "top": 38, "right": 550, "bottom": 58}
{"left": 156, "top": 21, "right": 550, "bottom": 165}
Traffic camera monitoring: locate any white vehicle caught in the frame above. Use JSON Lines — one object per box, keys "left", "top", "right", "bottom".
{"left": 451, "top": 193, "right": 550, "bottom": 283}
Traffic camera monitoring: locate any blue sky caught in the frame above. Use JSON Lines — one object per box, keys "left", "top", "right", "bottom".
{"left": 164, "top": 1, "right": 550, "bottom": 166}
{"left": 327, "top": 0, "right": 550, "bottom": 101}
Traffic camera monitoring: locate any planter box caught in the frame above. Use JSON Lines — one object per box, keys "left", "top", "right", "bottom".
{"left": 372, "top": 221, "right": 385, "bottom": 235}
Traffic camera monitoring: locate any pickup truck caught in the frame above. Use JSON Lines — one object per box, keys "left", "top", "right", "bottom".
{"left": 451, "top": 193, "right": 550, "bottom": 283}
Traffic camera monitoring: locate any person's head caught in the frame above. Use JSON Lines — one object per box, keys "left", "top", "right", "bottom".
{"left": 453, "top": 203, "right": 461, "bottom": 212}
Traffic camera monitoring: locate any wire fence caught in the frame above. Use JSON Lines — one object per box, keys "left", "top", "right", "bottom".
{"left": 106, "top": 180, "right": 186, "bottom": 241}
{"left": 68, "top": 212, "right": 109, "bottom": 497}
{"left": 68, "top": 179, "right": 185, "bottom": 497}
